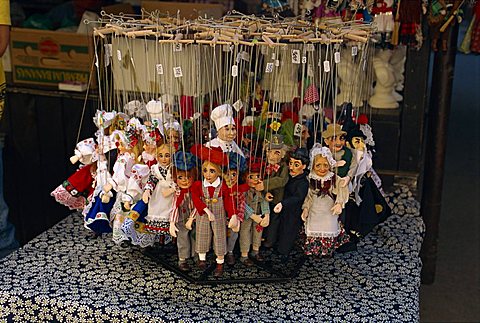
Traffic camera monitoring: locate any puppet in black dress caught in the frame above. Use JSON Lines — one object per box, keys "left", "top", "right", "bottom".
{"left": 273, "top": 147, "right": 310, "bottom": 262}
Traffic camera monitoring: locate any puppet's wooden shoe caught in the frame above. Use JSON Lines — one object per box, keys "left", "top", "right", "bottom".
{"left": 213, "top": 264, "right": 224, "bottom": 277}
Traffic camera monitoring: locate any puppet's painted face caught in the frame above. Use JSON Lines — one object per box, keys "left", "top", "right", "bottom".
{"left": 224, "top": 169, "right": 239, "bottom": 187}
{"left": 266, "top": 148, "right": 284, "bottom": 165}
{"left": 325, "top": 135, "right": 346, "bottom": 153}
{"left": 176, "top": 171, "right": 194, "bottom": 189}
{"left": 143, "top": 143, "right": 156, "bottom": 155}
{"left": 313, "top": 155, "right": 330, "bottom": 177}
{"left": 351, "top": 136, "right": 366, "bottom": 151}
{"left": 246, "top": 172, "right": 261, "bottom": 187}
{"left": 166, "top": 129, "right": 179, "bottom": 144}
{"left": 203, "top": 162, "right": 221, "bottom": 184}
{"left": 301, "top": 125, "right": 310, "bottom": 142}
{"left": 157, "top": 146, "right": 172, "bottom": 167}
{"left": 217, "top": 124, "right": 237, "bottom": 142}
{"left": 288, "top": 157, "right": 306, "bottom": 177}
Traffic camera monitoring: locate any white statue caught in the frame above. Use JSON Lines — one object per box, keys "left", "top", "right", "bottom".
{"left": 369, "top": 49, "right": 399, "bottom": 109}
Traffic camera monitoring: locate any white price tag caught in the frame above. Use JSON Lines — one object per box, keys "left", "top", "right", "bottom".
{"left": 334, "top": 52, "right": 341, "bottom": 64}
{"left": 265, "top": 62, "right": 274, "bottom": 73}
{"left": 352, "top": 46, "right": 358, "bottom": 56}
{"left": 173, "top": 43, "right": 183, "bottom": 52}
{"left": 173, "top": 66, "right": 183, "bottom": 78}
{"left": 294, "top": 123, "right": 303, "bottom": 137}
{"left": 156, "top": 64, "right": 164, "bottom": 75}
{"left": 302, "top": 56, "right": 307, "bottom": 64}
{"left": 117, "top": 50, "right": 122, "bottom": 61}
{"left": 292, "top": 49, "right": 300, "bottom": 64}
{"left": 323, "top": 60, "right": 331, "bottom": 73}
{"left": 231, "top": 65, "right": 238, "bottom": 77}
{"left": 272, "top": 52, "right": 276, "bottom": 60}
{"left": 233, "top": 100, "right": 243, "bottom": 112}
{"left": 275, "top": 59, "right": 280, "bottom": 67}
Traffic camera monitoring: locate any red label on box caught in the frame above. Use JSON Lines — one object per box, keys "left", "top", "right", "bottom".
{"left": 39, "top": 39, "right": 60, "bottom": 56}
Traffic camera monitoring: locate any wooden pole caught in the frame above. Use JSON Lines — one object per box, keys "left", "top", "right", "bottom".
{"left": 420, "top": 22, "right": 459, "bottom": 284}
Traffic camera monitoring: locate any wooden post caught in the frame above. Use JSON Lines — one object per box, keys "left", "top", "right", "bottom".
{"left": 420, "top": 23, "right": 459, "bottom": 284}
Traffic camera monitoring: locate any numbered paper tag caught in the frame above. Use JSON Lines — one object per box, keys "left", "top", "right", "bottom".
{"left": 306, "top": 44, "right": 315, "bottom": 52}
{"left": 223, "top": 44, "right": 231, "bottom": 52}
{"left": 323, "top": 60, "right": 331, "bottom": 73}
{"left": 156, "top": 64, "right": 164, "bottom": 75}
{"left": 173, "top": 43, "right": 183, "bottom": 52}
{"left": 275, "top": 59, "right": 280, "bottom": 67}
{"left": 117, "top": 50, "right": 122, "bottom": 61}
{"left": 307, "top": 64, "right": 314, "bottom": 77}
{"left": 271, "top": 52, "right": 276, "bottom": 60}
{"left": 265, "top": 62, "right": 274, "bottom": 73}
{"left": 302, "top": 56, "right": 307, "bottom": 64}
{"left": 352, "top": 46, "right": 358, "bottom": 56}
{"left": 233, "top": 100, "right": 243, "bottom": 112}
{"left": 292, "top": 49, "right": 300, "bottom": 64}
{"left": 334, "top": 52, "right": 341, "bottom": 64}
{"left": 231, "top": 65, "right": 238, "bottom": 77}
{"left": 173, "top": 66, "right": 183, "bottom": 78}
{"left": 294, "top": 123, "right": 303, "bottom": 137}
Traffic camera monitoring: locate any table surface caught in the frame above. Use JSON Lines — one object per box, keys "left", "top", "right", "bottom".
{"left": 0, "top": 186, "right": 423, "bottom": 322}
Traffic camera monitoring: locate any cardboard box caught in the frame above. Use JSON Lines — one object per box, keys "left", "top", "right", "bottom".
{"left": 142, "top": 1, "right": 225, "bottom": 19}
{"left": 10, "top": 28, "right": 95, "bottom": 87}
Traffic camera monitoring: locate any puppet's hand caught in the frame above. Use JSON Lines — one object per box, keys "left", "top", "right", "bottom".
{"left": 123, "top": 201, "right": 131, "bottom": 210}
{"left": 250, "top": 214, "right": 262, "bottom": 223}
{"left": 103, "top": 183, "right": 113, "bottom": 193}
{"left": 228, "top": 214, "right": 240, "bottom": 231}
{"left": 101, "top": 193, "right": 111, "bottom": 204}
{"left": 301, "top": 209, "right": 309, "bottom": 222}
{"left": 331, "top": 203, "right": 343, "bottom": 216}
{"left": 142, "top": 190, "right": 151, "bottom": 203}
{"left": 169, "top": 222, "right": 179, "bottom": 237}
{"left": 255, "top": 181, "right": 264, "bottom": 191}
{"left": 265, "top": 192, "right": 274, "bottom": 202}
{"left": 185, "top": 216, "right": 195, "bottom": 230}
{"left": 161, "top": 187, "right": 176, "bottom": 197}
{"left": 260, "top": 214, "right": 270, "bottom": 227}
{"left": 204, "top": 208, "right": 215, "bottom": 222}
{"left": 70, "top": 155, "right": 80, "bottom": 165}
{"left": 339, "top": 176, "right": 350, "bottom": 188}
{"left": 336, "top": 160, "right": 346, "bottom": 167}
{"left": 273, "top": 202, "right": 283, "bottom": 213}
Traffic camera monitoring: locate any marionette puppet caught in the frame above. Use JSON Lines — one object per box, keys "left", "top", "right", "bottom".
{"left": 322, "top": 123, "right": 357, "bottom": 188}
{"left": 273, "top": 147, "right": 310, "bottom": 262}
{"left": 169, "top": 151, "right": 198, "bottom": 272}
{"left": 190, "top": 144, "right": 237, "bottom": 277}
{"left": 102, "top": 119, "right": 145, "bottom": 246}
{"left": 223, "top": 152, "right": 249, "bottom": 266}
{"left": 262, "top": 134, "right": 290, "bottom": 249}
{"left": 51, "top": 137, "right": 96, "bottom": 211}
{"left": 142, "top": 143, "right": 176, "bottom": 237}
{"left": 428, "top": 0, "right": 464, "bottom": 51}
{"left": 164, "top": 120, "right": 181, "bottom": 151}
{"left": 140, "top": 120, "right": 163, "bottom": 169}
{"left": 82, "top": 111, "right": 119, "bottom": 234}
{"left": 206, "top": 104, "right": 245, "bottom": 157}
{"left": 301, "top": 145, "right": 350, "bottom": 258}
{"left": 342, "top": 123, "right": 391, "bottom": 243}
{"left": 239, "top": 162, "right": 270, "bottom": 266}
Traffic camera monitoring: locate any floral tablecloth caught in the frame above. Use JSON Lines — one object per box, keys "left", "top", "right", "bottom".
{"left": 0, "top": 186, "right": 424, "bottom": 322}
